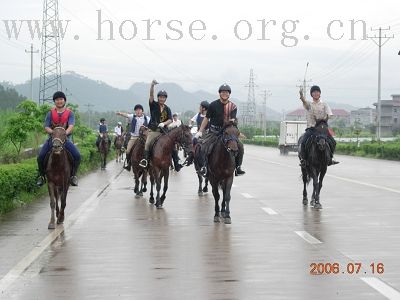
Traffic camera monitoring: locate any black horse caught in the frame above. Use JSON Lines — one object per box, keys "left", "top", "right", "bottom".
{"left": 300, "top": 120, "right": 332, "bottom": 209}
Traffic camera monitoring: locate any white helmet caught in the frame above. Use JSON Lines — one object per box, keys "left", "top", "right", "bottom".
{"left": 117, "top": 121, "right": 122, "bottom": 125}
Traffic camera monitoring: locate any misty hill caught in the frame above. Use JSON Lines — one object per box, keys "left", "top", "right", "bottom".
{"left": 5, "top": 71, "right": 284, "bottom": 120}
{"left": 0, "top": 84, "right": 26, "bottom": 109}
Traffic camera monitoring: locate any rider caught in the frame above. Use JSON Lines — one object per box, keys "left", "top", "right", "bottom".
{"left": 113, "top": 121, "right": 124, "bottom": 146}
{"left": 139, "top": 80, "right": 172, "bottom": 168}
{"left": 190, "top": 101, "right": 209, "bottom": 130}
{"left": 116, "top": 104, "right": 150, "bottom": 171}
{"left": 194, "top": 84, "right": 246, "bottom": 177}
{"left": 96, "top": 118, "right": 111, "bottom": 150}
{"left": 298, "top": 85, "right": 339, "bottom": 167}
{"left": 168, "top": 113, "right": 183, "bottom": 172}
{"left": 36, "top": 91, "right": 81, "bottom": 187}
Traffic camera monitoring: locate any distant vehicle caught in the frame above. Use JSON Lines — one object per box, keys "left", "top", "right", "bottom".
{"left": 278, "top": 120, "right": 307, "bottom": 155}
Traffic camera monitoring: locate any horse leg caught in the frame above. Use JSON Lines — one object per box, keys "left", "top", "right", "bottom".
{"left": 222, "top": 177, "right": 233, "bottom": 224}
{"left": 48, "top": 183, "right": 56, "bottom": 229}
{"left": 211, "top": 181, "right": 221, "bottom": 222}
{"left": 160, "top": 169, "right": 169, "bottom": 205}
{"left": 203, "top": 178, "right": 208, "bottom": 193}
{"left": 197, "top": 173, "right": 203, "bottom": 196}
{"left": 57, "top": 188, "right": 67, "bottom": 224}
{"left": 149, "top": 171, "right": 155, "bottom": 204}
{"left": 142, "top": 170, "right": 148, "bottom": 193}
{"left": 155, "top": 174, "right": 162, "bottom": 208}
{"left": 310, "top": 171, "right": 318, "bottom": 207}
{"left": 302, "top": 167, "right": 308, "bottom": 205}
{"left": 134, "top": 171, "right": 139, "bottom": 194}
{"left": 314, "top": 169, "right": 326, "bottom": 210}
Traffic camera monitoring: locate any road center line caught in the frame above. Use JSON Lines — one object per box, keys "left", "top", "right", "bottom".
{"left": 294, "top": 231, "right": 323, "bottom": 244}
{"left": 262, "top": 207, "right": 278, "bottom": 215}
{"left": 241, "top": 193, "right": 254, "bottom": 199}
{"left": 361, "top": 277, "right": 400, "bottom": 300}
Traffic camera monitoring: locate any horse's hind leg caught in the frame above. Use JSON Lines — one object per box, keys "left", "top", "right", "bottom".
{"left": 314, "top": 170, "right": 326, "bottom": 210}
{"left": 160, "top": 170, "right": 169, "bottom": 206}
{"left": 197, "top": 174, "right": 203, "bottom": 196}
{"left": 222, "top": 178, "right": 233, "bottom": 224}
{"left": 142, "top": 170, "right": 148, "bottom": 193}
{"left": 48, "top": 184, "right": 56, "bottom": 229}
{"left": 203, "top": 178, "right": 208, "bottom": 193}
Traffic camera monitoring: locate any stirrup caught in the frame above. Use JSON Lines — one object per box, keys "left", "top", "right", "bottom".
{"left": 70, "top": 176, "right": 78, "bottom": 186}
{"left": 36, "top": 175, "right": 46, "bottom": 187}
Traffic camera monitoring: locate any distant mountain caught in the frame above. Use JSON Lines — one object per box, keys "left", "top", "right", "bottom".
{"left": 328, "top": 102, "right": 360, "bottom": 112}
{"left": 5, "top": 71, "right": 282, "bottom": 120}
{"left": 0, "top": 84, "right": 26, "bottom": 109}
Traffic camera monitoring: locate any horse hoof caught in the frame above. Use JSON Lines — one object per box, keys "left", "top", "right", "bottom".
{"left": 143, "top": 188, "right": 147, "bottom": 193}
{"left": 139, "top": 192, "right": 143, "bottom": 197}
{"left": 202, "top": 187, "right": 208, "bottom": 193}
{"left": 303, "top": 198, "right": 308, "bottom": 205}
{"left": 221, "top": 211, "right": 226, "bottom": 218}
{"left": 313, "top": 203, "right": 322, "bottom": 209}
{"left": 198, "top": 191, "right": 203, "bottom": 196}
{"left": 214, "top": 216, "right": 220, "bottom": 223}
{"left": 57, "top": 218, "right": 64, "bottom": 224}
{"left": 310, "top": 200, "right": 315, "bottom": 206}
{"left": 224, "top": 217, "right": 232, "bottom": 224}
{"left": 48, "top": 223, "right": 55, "bottom": 229}
{"left": 149, "top": 198, "right": 154, "bottom": 204}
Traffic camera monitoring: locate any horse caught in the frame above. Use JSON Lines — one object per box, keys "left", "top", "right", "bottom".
{"left": 205, "top": 122, "right": 240, "bottom": 224}
{"left": 99, "top": 132, "right": 109, "bottom": 170}
{"left": 45, "top": 127, "right": 73, "bottom": 229}
{"left": 148, "top": 125, "right": 193, "bottom": 208}
{"left": 130, "top": 126, "right": 149, "bottom": 197}
{"left": 193, "top": 141, "right": 209, "bottom": 196}
{"left": 114, "top": 134, "right": 124, "bottom": 163}
{"left": 300, "top": 120, "right": 331, "bottom": 209}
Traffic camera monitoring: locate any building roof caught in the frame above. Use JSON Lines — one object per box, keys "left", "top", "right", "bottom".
{"left": 331, "top": 109, "right": 350, "bottom": 117}
{"left": 286, "top": 108, "right": 305, "bottom": 116}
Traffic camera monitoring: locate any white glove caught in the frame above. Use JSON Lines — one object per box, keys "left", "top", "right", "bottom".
{"left": 158, "top": 122, "right": 165, "bottom": 128}
{"left": 195, "top": 131, "right": 202, "bottom": 139}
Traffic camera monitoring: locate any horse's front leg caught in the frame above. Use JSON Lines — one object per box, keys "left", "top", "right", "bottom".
{"left": 57, "top": 186, "right": 68, "bottom": 224}
{"left": 160, "top": 169, "right": 169, "bottom": 205}
{"left": 197, "top": 173, "right": 203, "bottom": 195}
{"left": 133, "top": 171, "right": 140, "bottom": 194}
{"left": 203, "top": 178, "right": 209, "bottom": 193}
{"left": 314, "top": 168, "right": 326, "bottom": 210}
{"left": 211, "top": 179, "right": 220, "bottom": 222}
{"left": 142, "top": 170, "right": 148, "bottom": 193}
{"left": 149, "top": 170, "right": 155, "bottom": 204}
{"left": 48, "top": 183, "right": 56, "bottom": 229}
{"left": 222, "top": 176, "right": 233, "bottom": 224}
{"left": 301, "top": 167, "right": 308, "bottom": 205}
{"left": 154, "top": 169, "right": 163, "bottom": 208}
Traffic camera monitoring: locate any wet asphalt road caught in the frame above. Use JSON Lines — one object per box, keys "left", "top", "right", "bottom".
{"left": 0, "top": 145, "right": 399, "bottom": 299}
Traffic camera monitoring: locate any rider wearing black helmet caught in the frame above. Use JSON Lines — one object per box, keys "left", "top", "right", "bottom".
{"left": 195, "top": 84, "right": 246, "bottom": 176}
{"left": 189, "top": 100, "right": 210, "bottom": 130}
{"left": 116, "top": 104, "right": 150, "bottom": 171}
{"left": 36, "top": 91, "right": 81, "bottom": 186}
{"left": 139, "top": 80, "right": 172, "bottom": 168}
{"left": 298, "top": 85, "right": 339, "bottom": 166}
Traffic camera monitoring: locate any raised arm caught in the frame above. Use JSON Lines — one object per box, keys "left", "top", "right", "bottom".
{"left": 116, "top": 111, "right": 128, "bottom": 118}
{"left": 149, "top": 79, "right": 158, "bottom": 104}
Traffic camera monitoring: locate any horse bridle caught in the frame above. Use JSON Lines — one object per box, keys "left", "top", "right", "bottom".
{"left": 52, "top": 127, "right": 67, "bottom": 151}
{"left": 221, "top": 127, "right": 239, "bottom": 153}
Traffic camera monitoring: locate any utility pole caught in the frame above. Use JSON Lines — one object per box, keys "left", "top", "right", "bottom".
{"left": 368, "top": 27, "right": 394, "bottom": 140}
{"left": 84, "top": 103, "right": 95, "bottom": 128}
{"left": 259, "top": 89, "right": 272, "bottom": 139}
{"left": 25, "top": 44, "right": 39, "bottom": 101}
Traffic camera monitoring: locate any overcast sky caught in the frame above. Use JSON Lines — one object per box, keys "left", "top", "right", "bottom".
{"left": 1, "top": 0, "right": 399, "bottom": 112}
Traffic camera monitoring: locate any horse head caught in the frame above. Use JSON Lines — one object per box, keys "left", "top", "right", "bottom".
{"left": 222, "top": 121, "right": 240, "bottom": 154}
{"left": 51, "top": 127, "right": 67, "bottom": 154}
{"left": 139, "top": 126, "right": 149, "bottom": 140}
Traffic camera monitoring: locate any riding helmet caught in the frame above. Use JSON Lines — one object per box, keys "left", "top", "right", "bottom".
{"left": 310, "top": 85, "right": 321, "bottom": 96}
{"left": 218, "top": 84, "right": 231, "bottom": 94}
{"left": 100, "top": 118, "right": 105, "bottom": 122}
{"left": 53, "top": 91, "right": 66, "bottom": 102}
{"left": 134, "top": 104, "right": 144, "bottom": 111}
{"left": 200, "top": 101, "right": 210, "bottom": 109}
{"left": 157, "top": 90, "right": 168, "bottom": 98}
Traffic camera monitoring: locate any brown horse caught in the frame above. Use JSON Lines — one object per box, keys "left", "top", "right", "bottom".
{"left": 99, "top": 133, "right": 109, "bottom": 170}
{"left": 206, "top": 122, "right": 239, "bottom": 224}
{"left": 130, "top": 126, "right": 149, "bottom": 197}
{"left": 148, "top": 125, "right": 193, "bottom": 208}
{"left": 114, "top": 134, "right": 124, "bottom": 163}
{"left": 46, "top": 127, "right": 72, "bottom": 229}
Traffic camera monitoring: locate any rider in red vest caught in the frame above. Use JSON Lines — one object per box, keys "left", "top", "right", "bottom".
{"left": 36, "top": 91, "right": 81, "bottom": 186}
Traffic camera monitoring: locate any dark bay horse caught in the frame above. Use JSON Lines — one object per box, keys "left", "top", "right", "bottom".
{"left": 114, "top": 134, "right": 124, "bottom": 163}
{"left": 99, "top": 133, "right": 109, "bottom": 170}
{"left": 130, "top": 126, "right": 149, "bottom": 197}
{"left": 300, "top": 120, "right": 331, "bottom": 209}
{"left": 206, "top": 122, "right": 240, "bottom": 224}
{"left": 148, "top": 125, "right": 192, "bottom": 208}
{"left": 46, "top": 127, "right": 72, "bottom": 229}
{"left": 193, "top": 141, "right": 209, "bottom": 196}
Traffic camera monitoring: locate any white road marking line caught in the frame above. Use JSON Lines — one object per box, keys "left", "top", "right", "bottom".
{"left": 0, "top": 170, "right": 122, "bottom": 293}
{"left": 294, "top": 231, "right": 323, "bottom": 244}
{"left": 241, "top": 193, "right": 254, "bottom": 199}
{"left": 361, "top": 277, "right": 400, "bottom": 300}
{"left": 248, "top": 155, "right": 400, "bottom": 195}
{"left": 262, "top": 207, "right": 278, "bottom": 215}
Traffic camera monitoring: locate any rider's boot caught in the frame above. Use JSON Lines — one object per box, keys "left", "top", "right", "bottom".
{"left": 235, "top": 166, "right": 246, "bottom": 176}
{"left": 139, "top": 150, "right": 149, "bottom": 168}
{"left": 235, "top": 148, "right": 245, "bottom": 176}
{"left": 36, "top": 159, "right": 46, "bottom": 187}
{"left": 328, "top": 156, "right": 340, "bottom": 166}
{"left": 172, "top": 151, "right": 182, "bottom": 172}
{"left": 70, "top": 160, "right": 80, "bottom": 186}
